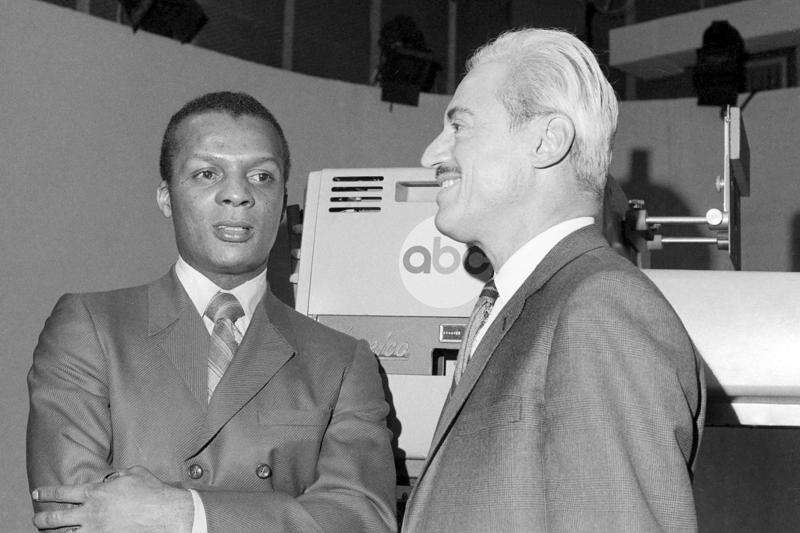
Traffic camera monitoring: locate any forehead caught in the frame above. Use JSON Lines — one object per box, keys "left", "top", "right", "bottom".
{"left": 173, "top": 111, "right": 281, "bottom": 158}
{"left": 447, "top": 61, "right": 510, "bottom": 120}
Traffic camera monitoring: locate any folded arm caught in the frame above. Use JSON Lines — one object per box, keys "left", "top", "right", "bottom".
{"left": 28, "top": 295, "right": 396, "bottom": 532}
{"left": 197, "top": 340, "right": 397, "bottom": 532}
{"left": 27, "top": 293, "right": 114, "bottom": 503}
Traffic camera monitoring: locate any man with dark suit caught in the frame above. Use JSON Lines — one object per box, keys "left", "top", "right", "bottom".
{"left": 401, "top": 29, "right": 705, "bottom": 531}
{"left": 28, "top": 92, "right": 396, "bottom": 532}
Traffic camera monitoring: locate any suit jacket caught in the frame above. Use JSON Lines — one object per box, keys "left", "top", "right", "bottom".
{"left": 27, "top": 269, "right": 396, "bottom": 532}
{"left": 402, "top": 227, "right": 705, "bottom": 532}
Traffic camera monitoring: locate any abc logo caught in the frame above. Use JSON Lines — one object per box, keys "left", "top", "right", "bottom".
{"left": 399, "top": 217, "right": 492, "bottom": 309}
{"left": 402, "top": 238, "right": 491, "bottom": 276}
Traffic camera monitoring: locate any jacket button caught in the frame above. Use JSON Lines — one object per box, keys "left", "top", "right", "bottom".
{"left": 255, "top": 464, "right": 272, "bottom": 479}
{"left": 188, "top": 464, "right": 204, "bottom": 479}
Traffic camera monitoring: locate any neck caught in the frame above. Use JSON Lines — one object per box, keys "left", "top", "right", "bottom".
{"left": 210, "top": 273, "right": 263, "bottom": 291}
{"left": 190, "top": 263, "right": 267, "bottom": 291}
{"left": 480, "top": 202, "right": 598, "bottom": 271}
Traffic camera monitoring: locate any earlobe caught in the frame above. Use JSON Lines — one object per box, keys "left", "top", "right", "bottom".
{"left": 531, "top": 115, "right": 574, "bottom": 169}
{"left": 156, "top": 180, "right": 172, "bottom": 218}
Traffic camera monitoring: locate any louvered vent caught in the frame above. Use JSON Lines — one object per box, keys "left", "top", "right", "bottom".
{"left": 328, "top": 176, "right": 384, "bottom": 213}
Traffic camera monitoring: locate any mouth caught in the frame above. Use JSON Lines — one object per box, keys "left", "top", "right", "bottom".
{"left": 213, "top": 222, "right": 254, "bottom": 243}
{"left": 435, "top": 167, "right": 461, "bottom": 190}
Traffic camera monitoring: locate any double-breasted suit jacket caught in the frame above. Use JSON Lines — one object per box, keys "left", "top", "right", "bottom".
{"left": 28, "top": 270, "right": 396, "bottom": 532}
{"left": 402, "top": 227, "right": 705, "bottom": 532}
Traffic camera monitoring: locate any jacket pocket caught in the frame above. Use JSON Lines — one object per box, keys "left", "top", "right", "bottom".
{"left": 453, "top": 395, "right": 524, "bottom": 436}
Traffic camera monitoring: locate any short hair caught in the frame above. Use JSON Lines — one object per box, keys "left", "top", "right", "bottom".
{"left": 467, "top": 28, "right": 618, "bottom": 196}
{"left": 159, "top": 91, "right": 291, "bottom": 184}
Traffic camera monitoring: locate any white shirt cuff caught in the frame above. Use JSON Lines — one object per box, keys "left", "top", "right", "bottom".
{"left": 188, "top": 489, "right": 208, "bottom": 533}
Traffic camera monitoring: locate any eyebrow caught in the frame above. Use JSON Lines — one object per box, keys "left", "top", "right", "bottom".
{"left": 187, "top": 153, "right": 281, "bottom": 167}
{"left": 446, "top": 106, "right": 473, "bottom": 121}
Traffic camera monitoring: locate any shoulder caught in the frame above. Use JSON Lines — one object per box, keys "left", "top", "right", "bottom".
{"left": 53, "top": 282, "right": 149, "bottom": 318}
{"left": 43, "top": 279, "right": 156, "bottom": 339}
{"left": 557, "top": 246, "right": 669, "bottom": 310}
{"left": 550, "top": 247, "right": 696, "bottom": 369}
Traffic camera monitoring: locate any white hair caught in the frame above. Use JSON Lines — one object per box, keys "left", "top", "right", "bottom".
{"left": 467, "top": 28, "right": 619, "bottom": 196}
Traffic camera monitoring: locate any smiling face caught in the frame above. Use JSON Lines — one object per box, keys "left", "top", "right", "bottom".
{"left": 420, "top": 61, "right": 536, "bottom": 255}
{"left": 156, "top": 111, "right": 285, "bottom": 289}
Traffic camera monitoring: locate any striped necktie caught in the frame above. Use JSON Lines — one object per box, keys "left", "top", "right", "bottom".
{"left": 452, "top": 278, "right": 499, "bottom": 387}
{"left": 204, "top": 292, "right": 245, "bottom": 401}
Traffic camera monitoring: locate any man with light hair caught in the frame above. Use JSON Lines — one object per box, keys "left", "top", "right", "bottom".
{"left": 401, "top": 28, "right": 705, "bottom": 532}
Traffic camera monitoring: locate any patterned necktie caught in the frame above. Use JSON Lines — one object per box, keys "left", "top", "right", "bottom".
{"left": 204, "top": 292, "right": 245, "bottom": 401}
{"left": 452, "top": 278, "right": 499, "bottom": 387}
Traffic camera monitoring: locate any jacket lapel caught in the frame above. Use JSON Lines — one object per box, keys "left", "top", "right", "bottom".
{"left": 147, "top": 269, "right": 209, "bottom": 460}
{"left": 418, "top": 226, "right": 609, "bottom": 483}
{"left": 149, "top": 269, "right": 209, "bottom": 406}
{"left": 204, "top": 290, "right": 296, "bottom": 442}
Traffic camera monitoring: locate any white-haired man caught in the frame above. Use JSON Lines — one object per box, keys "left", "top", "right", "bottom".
{"left": 401, "top": 28, "right": 705, "bottom": 532}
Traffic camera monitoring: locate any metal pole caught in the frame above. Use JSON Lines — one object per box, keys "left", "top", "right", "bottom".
{"left": 447, "top": 0, "right": 457, "bottom": 93}
{"left": 282, "top": 0, "right": 295, "bottom": 70}
{"left": 660, "top": 237, "right": 718, "bottom": 244}
{"left": 645, "top": 216, "right": 709, "bottom": 225}
{"left": 624, "top": 0, "right": 636, "bottom": 99}
{"left": 369, "top": 0, "right": 382, "bottom": 84}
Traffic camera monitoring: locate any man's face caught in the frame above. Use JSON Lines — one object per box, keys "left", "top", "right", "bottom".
{"left": 420, "top": 61, "right": 534, "bottom": 248}
{"left": 157, "top": 111, "right": 285, "bottom": 288}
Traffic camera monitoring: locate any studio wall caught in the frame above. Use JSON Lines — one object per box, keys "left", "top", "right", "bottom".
{"left": 2, "top": 0, "right": 799, "bottom": 530}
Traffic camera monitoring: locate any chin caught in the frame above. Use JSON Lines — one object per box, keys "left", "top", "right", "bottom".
{"left": 434, "top": 211, "right": 469, "bottom": 244}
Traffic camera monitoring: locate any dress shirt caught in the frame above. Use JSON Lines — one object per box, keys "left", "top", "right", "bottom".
{"left": 174, "top": 256, "right": 268, "bottom": 533}
{"left": 470, "top": 217, "right": 595, "bottom": 355}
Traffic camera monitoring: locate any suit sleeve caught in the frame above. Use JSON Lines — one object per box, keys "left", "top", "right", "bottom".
{"left": 197, "top": 340, "right": 397, "bottom": 533}
{"left": 27, "top": 293, "right": 114, "bottom": 511}
{"left": 543, "top": 272, "right": 702, "bottom": 532}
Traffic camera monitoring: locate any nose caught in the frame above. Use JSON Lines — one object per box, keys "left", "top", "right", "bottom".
{"left": 216, "top": 175, "right": 254, "bottom": 207}
{"left": 420, "top": 130, "right": 450, "bottom": 169}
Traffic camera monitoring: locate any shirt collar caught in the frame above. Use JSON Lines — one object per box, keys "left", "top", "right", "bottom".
{"left": 174, "top": 256, "right": 267, "bottom": 320}
{"left": 492, "top": 217, "right": 594, "bottom": 303}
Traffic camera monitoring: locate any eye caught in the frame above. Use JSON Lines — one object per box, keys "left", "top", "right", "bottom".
{"left": 450, "top": 121, "right": 462, "bottom": 133}
{"left": 192, "top": 169, "right": 219, "bottom": 181}
{"left": 249, "top": 171, "right": 275, "bottom": 183}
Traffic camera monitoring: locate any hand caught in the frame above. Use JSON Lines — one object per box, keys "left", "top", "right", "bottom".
{"left": 32, "top": 465, "right": 194, "bottom": 533}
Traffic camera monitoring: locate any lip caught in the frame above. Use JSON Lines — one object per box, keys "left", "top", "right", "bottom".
{"left": 213, "top": 222, "right": 254, "bottom": 243}
{"left": 435, "top": 167, "right": 461, "bottom": 187}
{"left": 435, "top": 171, "right": 461, "bottom": 201}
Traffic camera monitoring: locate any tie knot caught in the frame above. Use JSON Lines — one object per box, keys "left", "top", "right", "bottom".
{"left": 205, "top": 292, "right": 244, "bottom": 323}
{"left": 479, "top": 278, "right": 498, "bottom": 302}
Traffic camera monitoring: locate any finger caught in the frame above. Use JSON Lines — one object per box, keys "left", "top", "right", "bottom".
{"left": 32, "top": 508, "right": 80, "bottom": 530}
{"left": 32, "top": 484, "right": 91, "bottom": 504}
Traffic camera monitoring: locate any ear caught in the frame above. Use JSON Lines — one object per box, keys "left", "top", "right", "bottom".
{"left": 156, "top": 180, "right": 172, "bottom": 218}
{"left": 529, "top": 114, "right": 575, "bottom": 169}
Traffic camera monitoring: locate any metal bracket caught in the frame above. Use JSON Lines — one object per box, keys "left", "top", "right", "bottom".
{"left": 624, "top": 106, "right": 750, "bottom": 270}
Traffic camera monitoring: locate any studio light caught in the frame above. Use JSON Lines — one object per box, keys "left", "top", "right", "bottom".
{"left": 693, "top": 20, "right": 746, "bottom": 107}
{"left": 117, "top": 0, "right": 207, "bottom": 43}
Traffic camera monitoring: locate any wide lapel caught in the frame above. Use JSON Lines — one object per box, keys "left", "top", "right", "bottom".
{"left": 204, "top": 290, "right": 296, "bottom": 443}
{"left": 147, "top": 269, "right": 209, "bottom": 459}
{"left": 150, "top": 269, "right": 209, "bottom": 406}
{"left": 418, "top": 226, "right": 609, "bottom": 483}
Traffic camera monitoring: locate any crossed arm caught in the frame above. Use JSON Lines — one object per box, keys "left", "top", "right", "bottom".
{"left": 27, "top": 293, "right": 397, "bottom": 532}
